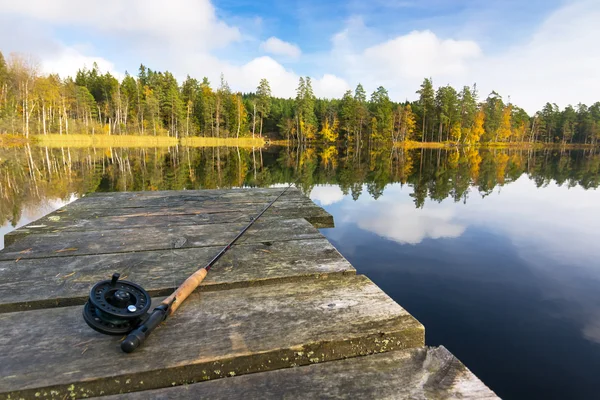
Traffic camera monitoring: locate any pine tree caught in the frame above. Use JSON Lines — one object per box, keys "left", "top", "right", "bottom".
{"left": 370, "top": 86, "right": 393, "bottom": 140}
{"left": 459, "top": 85, "right": 477, "bottom": 135}
{"left": 354, "top": 84, "right": 368, "bottom": 146}
{"left": 339, "top": 90, "right": 357, "bottom": 140}
{"left": 416, "top": 78, "right": 435, "bottom": 142}
{"left": 483, "top": 91, "right": 504, "bottom": 142}
{"left": 256, "top": 78, "right": 272, "bottom": 137}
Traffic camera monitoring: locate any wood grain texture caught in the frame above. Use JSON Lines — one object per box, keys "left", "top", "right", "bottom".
{"left": 3, "top": 187, "right": 333, "bottom": 247}
{"left": 0, "top": 218, "right": 323, "bottom": 261}
{"left": 4, "top": 202, "right": 333, "bottom": 247}
{"left": 66, "top": 188, "right": 308, "bottom": 210}
{"left": 0, "top": 238, "right": 355, "bottom": 312}
{"left": 0, "top": 276, "right": 424, "bottom": 399}
{"left": 100, "top": 347, "right": 499, "bottom": 400}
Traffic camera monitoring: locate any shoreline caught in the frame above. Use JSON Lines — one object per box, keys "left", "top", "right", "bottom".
{"left": 26, "top": 134, "right": 266, "bottom": 148}
{"left": 1, "top": 134, "right": 597, "bottom": 150}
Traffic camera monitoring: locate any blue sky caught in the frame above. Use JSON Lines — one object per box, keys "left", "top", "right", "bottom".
{"left": 0, "top": 0, "right": 598, "bottom": 112}
{"left": 214, "top": 0, "right": 560, "bottom": 52}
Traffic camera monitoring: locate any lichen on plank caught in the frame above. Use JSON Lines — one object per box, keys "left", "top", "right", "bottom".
{"left": 99, "top": 347, "right": 499, "bottom": 400}
{"left": 0, "top": 276, "right": 424, "bottom": 399}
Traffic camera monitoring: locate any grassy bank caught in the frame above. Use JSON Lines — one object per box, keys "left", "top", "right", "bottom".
{"left": 268, "top": 139, "right": 291, "bottom": 146}
{"left": 480, "top": 142, "right": 600, "bottom": 150}
{"left": 6, "top": 134, "right": 598, "bottom": 150}
{"left": 31, "top": 134, "right": 265, "bottom": 148}
{"left": 394, "top": 141, "right": 452, "bottom": 149}
{"left": 0, "top": 134, "right": 30, "bottom": 147}
{"left": 393, "top": 141, "right": 599, "bottom": 150}
{"left": 180, "top": 136, "right": 265, "bottom": 147}
{"left": 33, "top": 134, "right": 179, "bottom": 148}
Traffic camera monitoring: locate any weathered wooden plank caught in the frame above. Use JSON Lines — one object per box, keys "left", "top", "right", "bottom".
{"left": 0, "top": 238, "right": 355, "bottom": 313}
{"left": 0, "top": 276, "right": 425, "bottom": 399}
{"left": 3, "top": 201, "right": 333, "bottom": 247}
{"left": 68, "top": 188, "right": 308, "bottom": 210}
{"left": 100, "top": 346, "right": 499, "bottom": 400}
{"left": 83, "top": 187, "right": 301, "bottom": 200}
{"left": 65, "top": 195, "right": 315, "bottom": 212}
{"left": 0, "top": 218, "right": 322, "bottom": 261}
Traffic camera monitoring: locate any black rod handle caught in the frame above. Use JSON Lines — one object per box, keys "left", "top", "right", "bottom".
{"left": 120, "top": 304, "right": 169, "bottom": 353}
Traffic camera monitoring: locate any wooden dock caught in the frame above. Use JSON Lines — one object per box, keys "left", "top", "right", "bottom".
{"left": 0, "top": 188, "right": 498, "bottom": 399}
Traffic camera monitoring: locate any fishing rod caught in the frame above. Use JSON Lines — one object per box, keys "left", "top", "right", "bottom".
{"left": 83, "top": 184, "right": 293, "bottom": 353}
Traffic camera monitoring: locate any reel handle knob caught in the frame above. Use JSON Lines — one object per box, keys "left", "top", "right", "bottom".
{"left": 111, "top": 273, "right": 120, "bottom": 286}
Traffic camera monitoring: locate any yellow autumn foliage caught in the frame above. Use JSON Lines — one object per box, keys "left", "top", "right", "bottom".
{"left": 466, "top": 110, "right": 485, "bottom": 145}
{"left": 498, "top": 105, "right": 512, "bottom": 142}
{"left": 319, "top": 117, "right": 339, "bottom": 142}
{"left": 450, "top": 122, "right": 462, "bottom": 142}
{"left": 320, "top": 146, "right": 338, "bottom": 169}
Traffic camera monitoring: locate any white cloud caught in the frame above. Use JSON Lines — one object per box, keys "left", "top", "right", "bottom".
{"left": 474, "top": 0, "right": 600, "bottom": 112}
{"left": 355, "top": 203, "right": 465, "bottom": 245}
{"left": 0, "top": 0, "right": 349, "bottom": 99}
{"left": 1, "top": 0, "right": 241, "bottom": 51}
{"left": 335, "top": 186, "right": 466, "bottom": 244}
{"left": 260, "top": 37, "right": 302, "bottom": 59}
{"left": 42, "top": 47, "right": 120, "bottom": 79}
{"left": 328, "top": 0, "right": 600, "bottom": 112}
{"left": 328, "top": 23, "right": 483, "bottom": 103}
{"left": 322, "top": 176, "right": 600, "bottom": 344}
{"left": 0, "top": 13, "right": 119, "bottom": 79}
{"left": 310, "top": 185, "right": 345, "bottom": 206}
{"left": 1, "top": 0, "right": 597, "bottom": 112}
{"left": 461, "top": 177, "right": 600, "bottom": 269}
{"left": 363, "top": 30, "right": 481, "bottom": 80}
{"left": 312, "top": 74, "right": 352, "bottom": 99}
{"left": 218, "top": 57, "right": 348, "bottom": 99}
{"left": 582, "top": 314, "right": 600, "bottom": 344}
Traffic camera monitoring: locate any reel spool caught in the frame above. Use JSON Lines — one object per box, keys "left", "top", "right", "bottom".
{"left": 83, "top": 273, "right": 151, "bottom": 335}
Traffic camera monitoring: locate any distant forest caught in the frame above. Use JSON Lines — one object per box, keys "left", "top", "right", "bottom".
{"left": 0, "top": 51, "right": 599, "bottom": 145}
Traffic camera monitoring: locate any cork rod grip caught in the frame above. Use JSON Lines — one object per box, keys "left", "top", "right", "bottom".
{"left": 161, "top": 267, "right": 208, "bottom": 314}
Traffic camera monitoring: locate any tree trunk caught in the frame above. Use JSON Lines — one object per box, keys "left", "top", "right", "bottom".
{"left": 140, "top": 92, "right": 144, "bottom": 135}
{"left": 24, "top": 81, "right": 30, "bottom": 138}
{"left": 259, "top": 114, "right": 263, "bottom": 137}
{"left": 171, "top": 96, "right": 175, "bottom": 137}
{"left": 252, "top": 102, "right": 257, "bottom": 139}
{"left": 42, "top": 104, "right": 47, "bottom": 135}
{"left": 421, "top": 110, "right": 426, "bottom": 142}
{"left": 215, "top": 97, "right": 220, "bottom": 138}
{"left": 186, "top": 102, "right": 191, "bottom": 137}
{"left": 236, "top": 97, "right": 241, "bottom": 139}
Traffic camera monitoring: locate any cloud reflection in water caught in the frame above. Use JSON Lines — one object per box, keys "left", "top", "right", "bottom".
{"left": 313, "top": 178, "right": 600, "bottom": 347}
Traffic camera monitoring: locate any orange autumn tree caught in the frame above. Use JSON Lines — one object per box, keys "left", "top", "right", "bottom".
{"left": 466, "top": 109, "right": 485, "bottom": 145}
{"left": 498, "top": 105, "right": 513, "bottom": 142}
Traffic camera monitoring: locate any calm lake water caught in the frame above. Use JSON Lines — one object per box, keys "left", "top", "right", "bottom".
{"left": 1, "top": 144, "right": 600, "bottom": 399}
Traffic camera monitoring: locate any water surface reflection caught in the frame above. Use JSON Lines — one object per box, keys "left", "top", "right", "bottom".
{"left": 1, "top": 145, "right": 600, "bottom": 398}
{"left": 314, "top": 177, "right": 600, "bottom": 399}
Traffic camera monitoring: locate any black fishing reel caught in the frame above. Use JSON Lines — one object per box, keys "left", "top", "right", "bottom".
{"left": 83, "top": 273, "right": 151, "bottom": 335}
{"left": 83, "top": 273, "right": 170, "bottom": 353}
